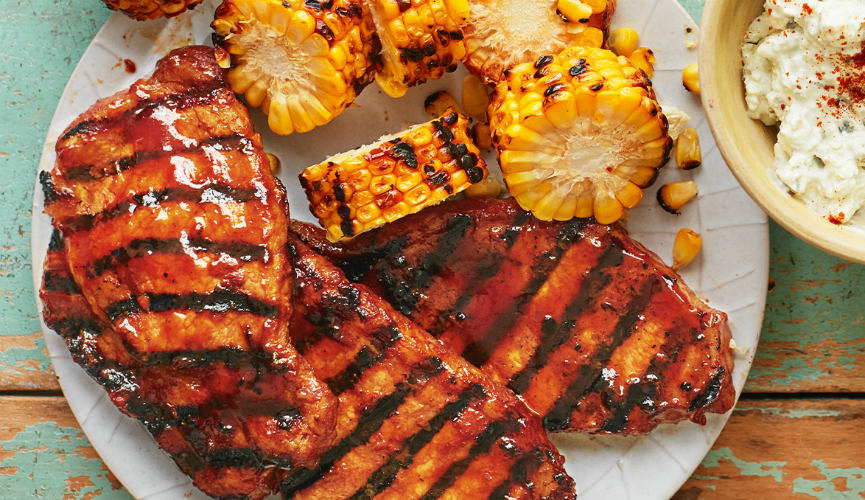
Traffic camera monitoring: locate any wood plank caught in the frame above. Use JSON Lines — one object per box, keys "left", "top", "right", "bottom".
{"left": 0, "top": 396, "right": 128, "bottom": 499}
{"left": 745, "top": 223, "right": 865, "bottom": 394}
{"left": 2, "top": 396, "right": 863, "bottom": 499}
{"left": 0, "top": 332, "right": 60, "bottom": 392}
{"left": 675, "top": 398, "right": 865, "bottom": 499}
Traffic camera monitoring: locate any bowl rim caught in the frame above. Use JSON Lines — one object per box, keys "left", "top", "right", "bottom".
{"left": 699, "top": 0, "right": 865, "bottom": 265}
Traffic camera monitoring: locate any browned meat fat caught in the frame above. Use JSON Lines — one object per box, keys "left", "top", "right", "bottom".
{"left": 290, "top": 197, "right": 736, "bottom": 436}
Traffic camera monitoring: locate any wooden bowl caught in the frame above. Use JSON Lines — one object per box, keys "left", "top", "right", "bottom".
{"left": 699, "top": 0, "right": 865, "bottom": 264}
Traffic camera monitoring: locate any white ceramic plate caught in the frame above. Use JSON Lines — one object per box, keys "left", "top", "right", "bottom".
{"left": 31, "top": 1, "right": 769, "bottom": 499}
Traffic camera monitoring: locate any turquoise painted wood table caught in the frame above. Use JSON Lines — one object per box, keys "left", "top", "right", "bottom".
{"left": 1, "top": 0, "right": 864, "bottom": 498}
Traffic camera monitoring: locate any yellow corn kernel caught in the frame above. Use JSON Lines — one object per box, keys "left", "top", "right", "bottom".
{"left": 682, "top": 63, "right": 700, "bottom": 94}
{"left": 424, "top": 91, "right": 462, "bottom": 118}
{"left": 628, "top": 47, "right": 655, "bottom": 77}
{"left": 408, "top": 127, "right": 433, "bottom": 147}
{"left": 462, "top": 75, "right": 491, "bottom": 119}
{"left": 676, "top": 128, "right": 701, "bottom": 170}
{"left": 266, "top": 153, "right": 281, "bottom": 174}
{"left": 593, "top": 192, "right": 625, "bottom": 224}
{"left": 464, "top": 177, "right": 503, "bottom": 198}
{"left": 472, "top": 122, "right": 492, "bottom": 149}
{"left": 658, "top": 181, "right": 698, "bottom": 214}
{"left": 615, "top": 181, "right": 643, "bottom": 209}
{"left": 557, "top": 0, "right": 593, "bottom": 22}
{"left": 609, "top": 28, "right": 639, "bottom": 57}
{"left": 574, "top": 27, "right": 604, "bottom": 48}
{"left": 673, "top": 228, "right": 702, "bottom": 269}
{"left": 583, "top": 0, "right": 607, "bottom": 14}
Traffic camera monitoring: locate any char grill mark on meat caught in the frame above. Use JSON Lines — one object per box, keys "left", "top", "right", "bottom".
{"left": 290, "top": 197, "right": 736, "bottom": 436}
{"left": 283, "top": 236, "right": 575, "bottom": 500}
{"left": 39, "top": 46, "right": 337, "bottom": 500}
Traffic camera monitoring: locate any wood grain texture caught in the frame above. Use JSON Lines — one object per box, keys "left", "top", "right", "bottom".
{"left": 0, "top": 0, "right": 110, "bottom": 391}
{"left": 675, "top": 399, "right": 865, "bottom": 500}
{"left": 746, "top": 225, "right": 865, "bottom": 394}
{"left": 0, "top": 396, "right": 129, "bottom": 499}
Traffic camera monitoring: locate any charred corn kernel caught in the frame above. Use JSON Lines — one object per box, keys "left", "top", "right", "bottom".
{"left": 103, "top": 0, "right": 202, "bottom": 20}
{"left": 462, "top": 75, "right": 491, "bottom": 119}
{"left": 267, "top": 153, "right": 281, "bottom": 174}
{"left": 682, "top": 63, "right": 700, "bottom": 94}
{"left": 300, "top": 110, "right": 489, "bottom": 241}
{"left": 489, "top": 45, "right": 672, "bottom": 224}
{"left": 472, "top": 122, "right": 493, "bottom": 149}
{"left": 657, "top": 181, "right": 698, "bottom": 214}
{"left": 212, "top": 0, "right": 377, "bottom": 136}
{"left": 609, "top": 28, "right": 639, "bottom": 57}
{"left": 424, "top": 91, "right": 462, "bottom": 117}
{"left": 628, "top": 47, "right": 655, "bottom": 77}
{"left": 557, "top": 0, "right": 592, "bottom": 22}
{"left": 676, "top": 128, "right": 702, "bottom": 170}
{"left": 672, "top": 228, "right": 702, "bottom": 269}
{"left": 367, "top": 0, "right": 469, "bottom": 98}
{"left": 462, "top": 0, "right": 613, "bottom": 84}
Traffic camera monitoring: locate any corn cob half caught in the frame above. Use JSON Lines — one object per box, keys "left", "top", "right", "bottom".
{"left": 103, "top": 0, "right": 203, "bottom": 20}
{"left": 365, "top": 0, "right": 470, "bottom": 98}
{"left": 300, "top": 109, "right": 488, "bottom": 241}
{"left": 462, "top": 0, "right": 615, "bottom": 85}
{"left": 212, "top": 0, "right": 378, "bottom": 135}
{"left": 489, "top": 46, "right": 673, "bottom": 224}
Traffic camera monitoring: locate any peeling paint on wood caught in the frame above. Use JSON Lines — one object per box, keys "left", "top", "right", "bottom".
{"left": 746, "top": 223, "right": 865, "bottom": 393}
{"left": 0, "top": 0, "right": 110, "bottom": 385}
{"left": 0, "top": 397, "right": 129, "bottom": 499}
{"left": 675, "top": 399, "right": 865, "bottom": 500}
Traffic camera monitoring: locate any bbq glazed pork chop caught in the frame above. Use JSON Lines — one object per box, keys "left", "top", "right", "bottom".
{"left": 39, "top": 46, "right": 337, "bottom": 499}
{"left": 290, "top": 197, "right": 736, "bottom": 436}
{"left": 282, "top": 236, "right": 575, "bottom": 500}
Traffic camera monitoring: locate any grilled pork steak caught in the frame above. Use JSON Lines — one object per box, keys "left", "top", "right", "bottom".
{"left": 290, "top": 197, "right": 736, "bottom": 435}
{"left": 283, "top": 236, "right": 575, "bottom": 500}
{"left": 40, "top": 46, "right": 336, "bottom": 499}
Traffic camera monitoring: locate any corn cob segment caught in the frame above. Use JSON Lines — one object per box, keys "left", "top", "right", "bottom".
{"left": 365, "top": 0, "right": 470, "bottom": 98}
{"left": 300, "top": 110, "right": 489, "bottom": 241}
{"left": 462, "top": 0, "right": 615, "bottom": 85}
{"left": 489, "top": 46, "right": 673, "bottom": 225}
{"left": 212, "top": 0, "right": 378, "bottom": 135}
{"left": 103, "top": 0, "right": 203, "bottom": 20}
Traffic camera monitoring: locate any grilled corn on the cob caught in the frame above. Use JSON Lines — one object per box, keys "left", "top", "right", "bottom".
{"left": 300, "top": 110, "right": 489, "bottom": 241}
{"left": 212, "top": 0, "right": 378, "bottom": 135}
{"left": 489, "top": 46, "right": 673, "bottom": 224}
{"left": 462, "top": 0, "right": 615, "bottom": 84}
{"left": 366, "top": 0, "right": 470, "bottom": 98}
{"left": 103, "top": 0, "right": 202, "bottom": 20}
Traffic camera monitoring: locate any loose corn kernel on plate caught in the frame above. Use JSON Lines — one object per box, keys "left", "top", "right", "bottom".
{"left": 31, "top": 1, "right": 769, "bottom": 499}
